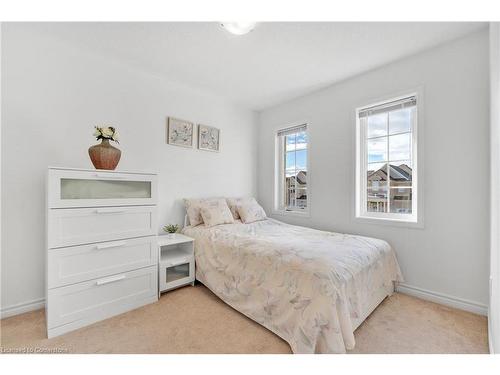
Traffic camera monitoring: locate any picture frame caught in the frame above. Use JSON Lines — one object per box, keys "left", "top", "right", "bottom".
{"left": 197, "top": 124, "right": 220, "bottom": 152}
{"left": 166, "top": 117, "right": 194, "bottom": 148}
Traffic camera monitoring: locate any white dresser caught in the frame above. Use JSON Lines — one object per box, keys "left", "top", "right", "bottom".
{"left": 46, "top": 167, "right": 159, "bottom": 338}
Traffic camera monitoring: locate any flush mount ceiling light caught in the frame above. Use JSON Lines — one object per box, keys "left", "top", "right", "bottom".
{"left": 220, "top": 22, "right": 257, "bottom": 35}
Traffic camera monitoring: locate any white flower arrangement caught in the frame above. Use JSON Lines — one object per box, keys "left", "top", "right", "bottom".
{"left": 93, "top": 126, "right": 119, "bottom": 143}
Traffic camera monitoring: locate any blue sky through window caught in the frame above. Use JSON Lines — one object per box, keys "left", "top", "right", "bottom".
{"left": 286, "top": 150, "right": 307, "bottom": 171}
{"left": 367, "top": 109, "right": 412, "bottom": 164}
{"left": 285, "top": 131, "right": 307, "bottom": 176}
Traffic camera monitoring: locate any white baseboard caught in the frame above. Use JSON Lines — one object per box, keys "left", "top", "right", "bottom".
{"left": 396, "top": 283, "right": 488, "bottom": 316}
{"left": 0, "top": 285, "right": 489, "bottom": 320}
{"left": 0, "top": 298, "right": 45, "bottom": 319}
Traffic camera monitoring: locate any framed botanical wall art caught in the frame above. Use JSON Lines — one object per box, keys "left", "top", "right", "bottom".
{"left": 198, "top": 124, "right": 220, "bottom": 152}
{"left": 166, "top": 117, "right": 194, "bottom": 148}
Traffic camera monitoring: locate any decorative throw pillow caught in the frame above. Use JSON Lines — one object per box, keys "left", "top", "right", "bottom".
{"left": 226, "top": 197, "right": 243, "bottom": 220}
{"left": 200, "top": 199, "right": 235, "bottom": 227}
{"left": 184, "top": 197, "right": 221, "bottom": 226}
{"left": 237, "top": 198, "right": 267, "bottom": 224}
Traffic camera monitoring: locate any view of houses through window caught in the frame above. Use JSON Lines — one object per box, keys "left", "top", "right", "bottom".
{"left": 277, "top": 124, "right": 308, "bottom": 211}
{"left": 367, "top": 163, "right": 412, "bottom": 213}
{"left": 358, "top": 95, "right": 417, "bottom": 220}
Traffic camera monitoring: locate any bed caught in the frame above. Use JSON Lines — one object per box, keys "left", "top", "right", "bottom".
{"left": 182, "top": 217, "right": 403, "bottom": 354}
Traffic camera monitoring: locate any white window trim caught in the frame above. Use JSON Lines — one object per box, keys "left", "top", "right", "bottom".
{"left": 273, "top": 121, "right": 311, "bottom": 217}
{"left": 354, "top": 89, "right": 424, "bottom": 228}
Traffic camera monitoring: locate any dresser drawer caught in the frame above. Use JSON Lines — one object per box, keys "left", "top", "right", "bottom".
{"left": 48, "top": 206, "right": 157, "bottom": 248}
{"left": 47, "top": 266, "right": 158, "bottom": 335}
{"left": 48, "top": 168, "right": 158, "bottom": 208}
{"left": 48, "top": 236, "right": 157, "bottom": 288}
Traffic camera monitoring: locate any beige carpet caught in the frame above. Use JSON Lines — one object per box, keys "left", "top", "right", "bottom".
{"left": 0, "top": 284, "right": 489, "bottom": 354}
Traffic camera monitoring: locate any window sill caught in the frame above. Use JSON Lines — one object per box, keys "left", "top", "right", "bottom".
{"left": 354, "top": 215, "right": 424, "bottom": 229}
{"left": 272, "top": 209, "right": 311, "bottom": 218}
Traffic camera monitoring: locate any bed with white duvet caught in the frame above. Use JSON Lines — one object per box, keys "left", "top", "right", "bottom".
{"left": 182, "top": 217, "right": 403, "bottom": 354}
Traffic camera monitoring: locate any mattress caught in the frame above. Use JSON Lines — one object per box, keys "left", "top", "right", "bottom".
{"left": 182, "top": 218, "right": 403, "bottom": 353}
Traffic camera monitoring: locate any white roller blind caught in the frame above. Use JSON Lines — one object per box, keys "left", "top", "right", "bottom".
{"left": 277, "top": 124, "right": 307, "bottom": 137}
{"left": 359, "top": 96, "right": 416, "bottom": 118}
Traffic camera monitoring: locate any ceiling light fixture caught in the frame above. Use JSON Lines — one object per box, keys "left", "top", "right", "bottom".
{"left": 220, "top": 22, "right": 257, "bottom": 35}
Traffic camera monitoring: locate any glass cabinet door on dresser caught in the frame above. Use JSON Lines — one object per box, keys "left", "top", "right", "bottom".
{"left": 47, "top": 168, "right": 158, "bottom": 208}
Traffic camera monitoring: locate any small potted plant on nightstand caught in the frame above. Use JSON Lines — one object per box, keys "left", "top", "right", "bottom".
{"left": 163, "top": 224, "right": 179, "bottom": 239}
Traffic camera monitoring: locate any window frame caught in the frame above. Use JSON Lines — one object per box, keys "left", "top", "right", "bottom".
{"left": 355, "top": 91, "right": 424, "bottom": 227}
{"left": 274, "top": 122, "right": 310, "bottom": 216}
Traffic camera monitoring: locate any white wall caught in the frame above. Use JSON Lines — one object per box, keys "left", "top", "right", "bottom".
{"left": 0, "top": 24, "right": 257, "bottom": 314}
{"left": 258, "top": 30, "right": 490, "bottom": 311}
{"left": 489, "top": 22, "right": 500, "bottom": 353}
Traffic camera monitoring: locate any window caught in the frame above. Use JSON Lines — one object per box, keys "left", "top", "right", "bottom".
{"left": 356, "top": 95, "right": 418, "bottom": 223}
{"left": 275, "top": 124, "right": 308, "bottom": 213}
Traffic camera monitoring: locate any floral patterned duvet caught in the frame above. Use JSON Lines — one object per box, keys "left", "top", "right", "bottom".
{"left": 182, "top": 218, "right": 403, "bottom": 353}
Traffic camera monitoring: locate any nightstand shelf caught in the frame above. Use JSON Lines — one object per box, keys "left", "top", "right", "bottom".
{"left": 160, "top": 247, "right": 192, "bottom": 265}
{"left": 158, "top": 234, "right": 195, "bottom": 294}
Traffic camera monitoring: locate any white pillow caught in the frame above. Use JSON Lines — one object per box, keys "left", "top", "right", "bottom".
{"left": 200, "top": 199, "right": 235, "bottom": 227}
{"left": 184, "top": 197, "right": 221, "bottom": 227}
{"left": 237, "top": 198, "right": 267, "bottom": 224}
{"left": 226, "top": 197, "right": 243, "bottom": 220}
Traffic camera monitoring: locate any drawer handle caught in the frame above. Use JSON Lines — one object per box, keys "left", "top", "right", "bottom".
{"left": 94, "top": 173, "right": 126, "bottom": 179}
{"left": 96, "top": 240, "right": 126, "bottom": 250}
{"left": 96, "top": 274, "right": 126, "bottom": 286}
{"left": 95, "top": 208, "right": 127, "bottom": 214}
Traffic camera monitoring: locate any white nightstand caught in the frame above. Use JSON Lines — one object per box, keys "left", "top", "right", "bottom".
{"left": 158, "top": 234, "right": 195, "bottom": 295}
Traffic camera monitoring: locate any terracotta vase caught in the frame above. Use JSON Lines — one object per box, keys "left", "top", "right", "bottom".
{"left": 88, "top": 139, "right": 121, "bottom": 170}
